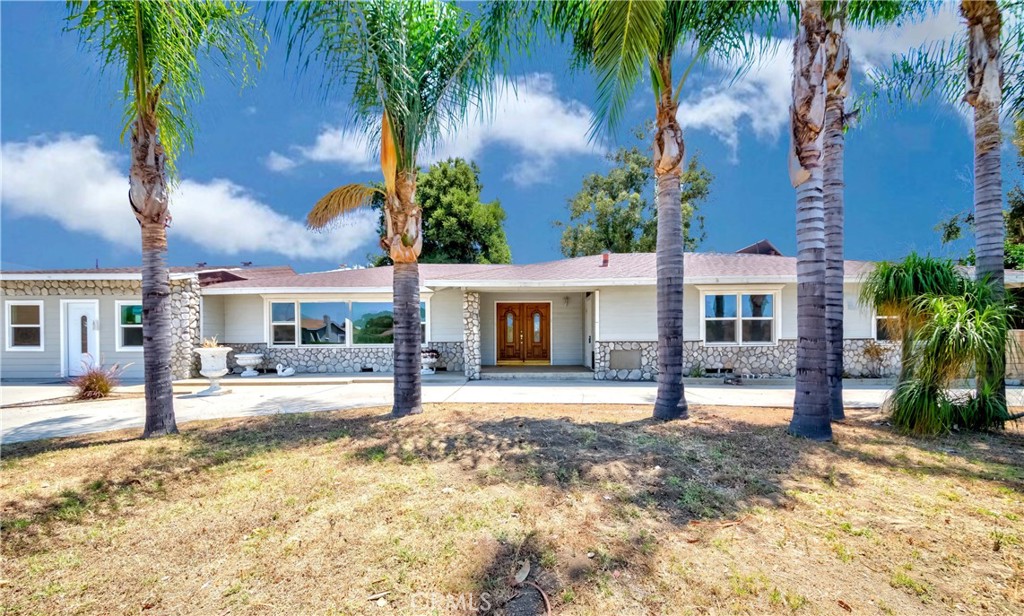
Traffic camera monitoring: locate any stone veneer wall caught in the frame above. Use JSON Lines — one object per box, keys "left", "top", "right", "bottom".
{"left": 594, "top": 339, "right": 902, "bottom": 381}
{"left": 220, "top": 341, "right": 465, "bottom": 374}
{"left": 462, "top": 291, "right": 481, "bottom": 380}
{"left": 1, "top": 277, "right": 201, "bottom": 380}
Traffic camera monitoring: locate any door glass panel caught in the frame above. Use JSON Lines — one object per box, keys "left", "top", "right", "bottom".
{"left": 80, "top": 316, "right": 89, "bottom": 354}
{"left": 506, "top": 313, "right": 514, "bottom": 342}
{"left": 533, "top": 312, "right": 541, "bottom": 342}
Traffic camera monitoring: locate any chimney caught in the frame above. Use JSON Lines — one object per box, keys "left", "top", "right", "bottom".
{"left": 601, "top": 251, "right": 610, "bottom": 267}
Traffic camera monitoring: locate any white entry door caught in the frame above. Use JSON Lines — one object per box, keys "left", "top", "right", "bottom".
{"left": 584, "top": 293, "right": 594, "bottom": 369}
{"left": 65, "top": 301, "right": 100, "bottom": 377}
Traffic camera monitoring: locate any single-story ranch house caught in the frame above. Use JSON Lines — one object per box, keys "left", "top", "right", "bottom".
{"left": 4, "top": 245, "right": 1023, "bottom": 382}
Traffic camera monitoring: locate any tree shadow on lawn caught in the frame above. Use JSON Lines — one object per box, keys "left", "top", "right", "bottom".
{"left": 4, "top": 399, "right": 1022, "bottom": 551}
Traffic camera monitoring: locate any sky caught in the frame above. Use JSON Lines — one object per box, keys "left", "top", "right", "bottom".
{"left": 0, "top": 2, "right": 1013, "bottom": 273}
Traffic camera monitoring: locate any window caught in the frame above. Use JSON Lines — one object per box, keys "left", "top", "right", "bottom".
{"left": 6, "top": 301, "right": 44, "bottom": 351}
{"left": 351, "top": 302, "right": 394, "bottom": 345}
{"left": 300, "top": 302, "right": 349, "bottom": 345}
{"left": 271, "top": 302, "right": 296, "bottom": 345}
{"left": 269, "top": 300, "right": 426, "bottom": 346}
{"left": 702, "top": 292, "right": 776, "bottom": 345}
{"left": 876, "top": 315, "right": 899, "bottom": 341}
{"left": 116, "top": 302, "right": 144, "bottom": 350}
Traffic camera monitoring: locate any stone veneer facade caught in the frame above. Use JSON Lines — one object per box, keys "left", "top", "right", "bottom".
{"left": 1, "top": 276, "right": 201, "bottom": 380}
{"left": 594, "top": 339, "right": 902, "bottom": 381}
{"left": 462, "top": 291, "right": 481, "bottom": 380}
{"left": 221, "top": 340, "right": 466, "bottom": 375}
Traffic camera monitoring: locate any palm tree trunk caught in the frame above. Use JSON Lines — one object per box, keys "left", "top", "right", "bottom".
{"left": 789, "top": 0, "right": 832, "bottom": 441}
{"left": 824, "top": 7, "right": 850, "bottom": 421}
{"left": 392, "top": 260, "right": 423, "bottom": 416}
{"left": 652, "top": 57, "right": 688, "bottom": 421}
{"left": 130, "top": 116, "right": 177, "bottom": 438}
{"left": 388, "top": 173, "right": 424, "bottom": 417}
{"left": 962, "top": 0, "right": 1005, "bottom": 406}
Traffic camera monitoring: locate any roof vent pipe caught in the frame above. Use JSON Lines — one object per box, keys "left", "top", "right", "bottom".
{"left": 601, "top": 251, "right": 610, "bottom": 267}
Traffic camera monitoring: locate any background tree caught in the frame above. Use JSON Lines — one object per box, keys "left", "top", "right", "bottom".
{"left": 282, "top": 0, "right": 501, "bottom": 416}
{"left": 546, "top": 0, "right": 774, "bottom": 421}
{"left": 64, "top": 0, "right": 262, "bottom": 438}
{"left": 370, "top": 158, "right": 511, "bottom": 266}
{"left": 557, "top": 146, "right": 710, "bottom": 257}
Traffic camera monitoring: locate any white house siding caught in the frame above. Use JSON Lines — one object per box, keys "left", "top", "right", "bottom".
{"left": 1, "top": 278, "right": 200, "bottom": 381}
{"left": 596, "top": 286, "right": 657, "bottom": 341}
{"left": 843, "top": 283, "right": 874, "bottom": 338}
{"left": 221, "top": 295, "right": 266, "bottom": 343}
{"left": 428, "top": 288, "right": 463, "bottom": 342}
{"left": 202, "top": 295, "right": 225, "bottom": 341}
{"left": 479, "top": 292, "right": 584, "bottom": 366}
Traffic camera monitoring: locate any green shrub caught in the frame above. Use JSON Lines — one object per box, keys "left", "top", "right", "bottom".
{"left": 70, "top": 362, "right": 125, "bottom": 400}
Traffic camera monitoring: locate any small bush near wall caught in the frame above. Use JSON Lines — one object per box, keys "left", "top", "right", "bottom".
{"left": 70, "top": 363, "right": 125, "bottom": 400}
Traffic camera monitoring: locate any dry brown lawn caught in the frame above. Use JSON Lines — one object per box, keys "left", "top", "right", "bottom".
{"left": 1, "top": 404, "right": 1022, "bottom": 615}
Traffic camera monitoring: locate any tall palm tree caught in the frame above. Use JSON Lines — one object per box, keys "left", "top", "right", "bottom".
{"left": 822, "top": 1, "right": 924, "bottom": 421}
{"left": 823, "top": 1, "right": 852, "bottom": 422}
{"left": 962, "top": 0, "right": 1006, "bottom": 402}
{"left": 65, "top": 0, "right": 262, "bottom": 438}
{"left": 545, "top": 0, "right": 774, "bottom": 421}
{"left": 280, "top": 0, "right": 500, "bottom": 416}
{"left": 789, "top": 0, "right": 832, "bottom": 440}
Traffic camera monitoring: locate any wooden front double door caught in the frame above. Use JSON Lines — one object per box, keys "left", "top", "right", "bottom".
{"left": 497, "top": 302, "right": 551, "bottom": 364}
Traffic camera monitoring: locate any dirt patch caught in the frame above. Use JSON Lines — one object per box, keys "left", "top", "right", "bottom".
{"left": 2, "top": 403, "right": 1022, "bottom": 615}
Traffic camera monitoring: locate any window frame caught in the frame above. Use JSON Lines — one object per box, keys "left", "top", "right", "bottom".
{"left": 697, "top": 286, "right": 783, "bottom": 347}
{"left": 5, "top": 300, "right": 45, "bottom": 352}
{"left": 265, "top": 297, "right": 431, "bottom": 348}
{"left": 114, "top": 300, "right": 144, "bottom": 352}
{"left": 874, "top": 314, "right": 899, "bottom": 342}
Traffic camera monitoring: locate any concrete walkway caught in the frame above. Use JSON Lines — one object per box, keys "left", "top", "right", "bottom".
{"left": 0, "top": 377, "right": 901, "bottom": 445}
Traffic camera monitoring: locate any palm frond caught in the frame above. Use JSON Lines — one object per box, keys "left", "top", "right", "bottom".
{"left": 590, "top": 0, "right": 665, "bottom": 131}
{"left": 307, "top": 183, "right": 383, "bottom": 231}
{"left": 64, "top": 1, "right": 264, "bottom": 174}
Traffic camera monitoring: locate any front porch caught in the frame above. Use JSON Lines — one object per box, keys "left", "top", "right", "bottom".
{"left": 479, "top": 365, "right": 592, "bottom": 380}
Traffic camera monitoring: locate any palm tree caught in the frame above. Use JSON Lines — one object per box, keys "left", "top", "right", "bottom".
{"left": 788, "top": 0, "right": 832, "bottom": 440}
{"left": 545, "top": 0, "right": 774, "bottom": 421}
{"left": 822, "top": 1, "right": 925, "bottom": 421}
{"left": 65, "top": 1, "right": 262, "bottom": 438}
{"left": 280, "top": 0, "right": 500, "bottom": 416}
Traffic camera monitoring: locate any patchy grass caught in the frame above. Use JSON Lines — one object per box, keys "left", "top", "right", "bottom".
{"left": 2, "top": 404, "right": 1022, "bottom": 615}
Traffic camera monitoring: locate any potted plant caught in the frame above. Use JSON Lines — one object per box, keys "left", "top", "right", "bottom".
{"left": 193, "top": 337, "right": 232, "bottom": 396}
{"left": 420, "top": 348, "right": 440, "bottom": 375}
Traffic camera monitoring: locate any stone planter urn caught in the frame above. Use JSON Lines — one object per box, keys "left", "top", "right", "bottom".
{"left": 421, "top": 349, "right": 439, "bottom": 375}
{"left": 194, "top": 347, "right": 232, "bottom": 396}
{"left": 235, "top": 352, "right": 264, "bottom": 377}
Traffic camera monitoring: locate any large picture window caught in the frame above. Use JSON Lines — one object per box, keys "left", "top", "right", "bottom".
{"left": 116, "top": 301, "right": 143, "bottom": 350}
{"left": 6, "top": 301, "right": 44, "bottom": 351}
{"left": 269, "top": 300, "right": 426, "bottom": 347}
{"left": 702, "top": 292, "right": 776, "bottom": 345}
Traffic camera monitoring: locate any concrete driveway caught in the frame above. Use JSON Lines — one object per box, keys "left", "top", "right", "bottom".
{"left": 0, "top": 378, "right": 899, "bottom": 444}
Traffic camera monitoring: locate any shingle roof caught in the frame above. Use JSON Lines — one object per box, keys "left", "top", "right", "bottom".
{"left": 201, "top": 253, "right": 879, "bottom": 291}
{"left": 1, "top": 265, "right": 294, "bottom": 278}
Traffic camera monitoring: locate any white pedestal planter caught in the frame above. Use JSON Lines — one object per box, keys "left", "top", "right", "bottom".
{"left": 194, "top": 347, "right": 232, "bottom": 396}
{"left": 235, "top": 353, "right": 264, "bottom": 377}
{"left": 420, "top": 353, "right": 438, "bottom": 375}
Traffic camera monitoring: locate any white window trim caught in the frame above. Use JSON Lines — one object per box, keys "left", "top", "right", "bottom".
{"left": 114, "top": 300, "right": 144, "bottom": 352}
{"left": 696, "top": 286, "right": 783, "bottom": 347}
{"left": 5, "top": 300, "right": 45, "bottom": 352}
{"left": 873, "top": 313, "right": 899, "bottom": 342}
{"left": 265, "top": 298, "right": 430, "bottom": 349}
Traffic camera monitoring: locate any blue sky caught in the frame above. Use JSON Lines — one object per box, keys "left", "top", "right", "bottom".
{"left": 0, "top": 2, "right": 1009, "bottom": 272}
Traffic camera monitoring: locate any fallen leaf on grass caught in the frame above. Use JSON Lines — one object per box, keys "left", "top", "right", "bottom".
{"left": 514, "top": 560, "right": 531, "bottom": 584}
{"left": 838, "top": 599, "right": 852, "bottom": 612}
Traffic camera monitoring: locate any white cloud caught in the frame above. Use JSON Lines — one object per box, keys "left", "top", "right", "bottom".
{"left": 676, "top": 38, "right": 793, "bottom": 161}
{"left": 264, "top": 150, "right": 299, "bottom": 172}
{"left": 846, "top": 7, "right": 961, "bottom": 76}
{"left": 2, "top": 134, "right": 378, "bottom": 261}
{"left": 271, "top": 73, "right": 602, "bottom": 186}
